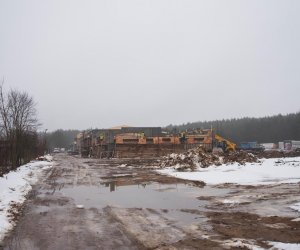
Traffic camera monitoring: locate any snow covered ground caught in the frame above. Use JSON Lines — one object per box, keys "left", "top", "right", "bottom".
{"left": 290, "top": 202, "right": 300, "bottom": 212}
{"left": 0, "top": 156, "right": 53, "bottom": 242}
{"left": 268, "top": 242, "right": 300, "bottom": 250}
{"left": 222, "top": 239, "right": 300, "bottom": 250}
{"left": 157, "top": 157, "right": 300, "bottom": 185}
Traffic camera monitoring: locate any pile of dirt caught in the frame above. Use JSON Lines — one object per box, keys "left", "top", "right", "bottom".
{"left": 221, "top": 150, "right": 258, "bottom": 165}
{"left": 158, "top": 147, "right": 259, "bottom": 171}
{"left": 255, "top": 150, "right": 300, "bottom": 159}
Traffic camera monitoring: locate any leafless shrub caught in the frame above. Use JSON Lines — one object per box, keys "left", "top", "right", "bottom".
{"left": 0, "top": 81, "right": 40, "bottom": 172}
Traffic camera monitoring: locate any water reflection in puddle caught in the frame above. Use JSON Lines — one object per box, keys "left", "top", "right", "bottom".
{"left": 61, "top": 182, "right": 229, "bottom": 210}
{"left": 62, "top": 182, "right": 225, "bottom": 225}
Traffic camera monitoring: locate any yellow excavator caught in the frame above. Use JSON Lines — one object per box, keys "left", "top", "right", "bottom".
{"left": 214, "top": 134, "right": 237, "bottom": 152}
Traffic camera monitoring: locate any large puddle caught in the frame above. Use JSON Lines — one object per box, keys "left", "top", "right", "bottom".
{"left": 61, "top": 182, "right": 230, "bottom": 225}
{"left": 62, "top": 182, "right": 229, "bottom": 209}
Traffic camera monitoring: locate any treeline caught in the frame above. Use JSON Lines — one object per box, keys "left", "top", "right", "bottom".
{"left": 46, "top": 129, "right": 80, "bottom": 151}
{"left": 0, "top": 85, "right": 43, "bottom": 175}
{"left": 165, "top": 112, "right": 300, "bottom": 144}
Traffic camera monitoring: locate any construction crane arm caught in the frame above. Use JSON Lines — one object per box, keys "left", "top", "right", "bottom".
{"left": 214, "top": 134, "right": 237, "bottom": 152}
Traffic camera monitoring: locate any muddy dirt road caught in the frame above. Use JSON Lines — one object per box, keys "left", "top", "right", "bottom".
{"left": 2, "top": 154, "right": 300, "bottom": 249}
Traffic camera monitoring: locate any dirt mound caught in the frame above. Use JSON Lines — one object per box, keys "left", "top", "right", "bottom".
{"left": 221, "top": 150, "right": 258, "bottom": 165}
{"left": 158, "top": 147, "right": 259, "bottom": 171}
{"left": 255, "top": 150, "right": 300, "bottom": 159}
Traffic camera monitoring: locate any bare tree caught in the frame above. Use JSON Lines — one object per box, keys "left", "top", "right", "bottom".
{"left": 0, "top": 83, "right": 39, "bottom": 169}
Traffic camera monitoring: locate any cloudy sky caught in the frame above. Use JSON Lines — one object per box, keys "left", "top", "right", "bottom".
{"left": 0, "top": 0, "right": 299, "bottom": 131}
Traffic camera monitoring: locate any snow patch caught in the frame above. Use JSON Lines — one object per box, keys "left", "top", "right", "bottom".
{"left": 0, "top": 159, "right": 52, "bottom": 242}
{"left": 35, "top": 154, "right": 53, "bottom": 162}
{"left": 290, "top": 202, "right": 300, "bottom": 212}
{"left": 268, "top": 241, "right": 300, "bottom": 250}
{"left": 222, "top": 238, "right": 265, "bottom": 250}
{"left": 222, "top": 199, "right": 240, "bottom": 204}
{"left": 157, "top": 157, "right": 300, "bottom": 185}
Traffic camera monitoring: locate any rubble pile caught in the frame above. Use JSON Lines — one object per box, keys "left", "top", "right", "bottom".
{"left": 221, "top": 151, "right": 258, "bottom": 165}
{"left": 158, "top": 147, "right": 259, "bottom": 171}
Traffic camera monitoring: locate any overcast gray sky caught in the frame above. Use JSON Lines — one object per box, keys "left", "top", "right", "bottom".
{"left": 0, "top": 0, "right": 299, "bottom": 131}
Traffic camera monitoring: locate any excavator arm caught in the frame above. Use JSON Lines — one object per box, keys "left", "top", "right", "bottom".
{"left": 214, "top": 134, "right": 237, "bottom": 152}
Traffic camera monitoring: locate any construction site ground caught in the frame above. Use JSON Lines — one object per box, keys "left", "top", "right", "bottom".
{"left": 2, "top": 154, "right": 300, "bottom": 250}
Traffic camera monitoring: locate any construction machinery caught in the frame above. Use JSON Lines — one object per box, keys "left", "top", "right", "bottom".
{"left": 214, "top": 134, "right": 237, "bottom": 152}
